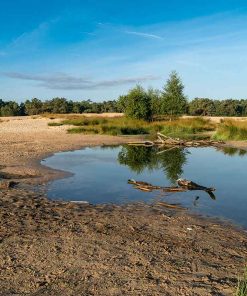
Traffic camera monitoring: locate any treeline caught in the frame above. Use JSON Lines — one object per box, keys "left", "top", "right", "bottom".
{"left": 1, "top": 96, "right": 247, "bottom": 118}
{"left": 188, "top": 98, "right": 247, "bottom": 117}
{"left": 0, "top": 98, "right": 121, "bottom": 116}
{"left": 1, "top": 71, "right": 247, "bottom": 117}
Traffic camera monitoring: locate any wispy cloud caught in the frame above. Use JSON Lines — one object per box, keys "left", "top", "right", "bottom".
{"left": 3, "top": 72, "right": 160, "bottom": 90}
{"left": 124, "top": 30, "right": 163, "bottom": 40}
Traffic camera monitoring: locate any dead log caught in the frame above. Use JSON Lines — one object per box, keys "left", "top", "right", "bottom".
{"left": 128, "top": 133, "right": 224, "bottom": 147}
{"left": 128, "top": 179, "right": 161, "bottom": 190}
{"left": 155, "top": 201, "right": 185, "bottom": 210}
{"left": 177, "top": 179, "right": 215, "bottom": 192}
{"left": 128, "top": 179, "right": 216, "bottom": 200}
{"left": 128, "top": 141, "right": 154, "bottom": 147}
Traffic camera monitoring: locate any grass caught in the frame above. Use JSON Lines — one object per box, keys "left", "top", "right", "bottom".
{"left": 47, "top": 115, "right": 216, "bottom": 138}
{"left": 160, "top": 117, "right": 215, "bottom": 140}
{"left": 48, "top": 122, "right": 64, "bottom": 126}
{"left": 44, "top": 114, "right": 247, "bottom": 141}
{"left": 236, "top": 267, "right": 247, "bottom": 296}
{"left": 66, "top": 117, "right": 155, "bottom": 136}
{"left": 213, "top": 120, "right": 247, "bottom": 141}
{"left": 47, "top": 116, "right": 163, "bottom": 136}
{"left": 68, "top": 127, "right": 100, "bottom": 134}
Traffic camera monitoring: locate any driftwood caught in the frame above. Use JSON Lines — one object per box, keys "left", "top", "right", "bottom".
{"left": 177, "top": 179, "right": 215, "bottom": 192}
{"left": 128, "top": 178, "right": 216, "bottom": 200}
{"left": 128, "top": 141, "right": 154, "bottom": 147}
{"left": 155, "top": 201, "right": 185, "bottom": 210}
{"left": 128, "top": 132, "right": 224, "bottom": 147}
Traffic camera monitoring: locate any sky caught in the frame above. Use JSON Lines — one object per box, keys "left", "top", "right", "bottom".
{"left": 1, "top": 0, "right": 247, "bottom": 102}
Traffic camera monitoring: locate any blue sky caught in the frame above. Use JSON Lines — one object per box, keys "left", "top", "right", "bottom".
{"left": 1, "top": 0, "right": 247, "bottom": 102}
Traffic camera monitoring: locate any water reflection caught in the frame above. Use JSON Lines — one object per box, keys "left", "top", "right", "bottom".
{"left": 44, "top": 145, "right": 247, "bottom": 228}
{"left": 217, "top": 146, "right": 247, "bottom": 157}
{"left": 118, "top": 145, "right": 187, "bottom": 184}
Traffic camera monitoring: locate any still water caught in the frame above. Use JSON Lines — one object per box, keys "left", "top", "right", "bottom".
{"left": 42, "top": 145, "right": 247, "bottom": 228}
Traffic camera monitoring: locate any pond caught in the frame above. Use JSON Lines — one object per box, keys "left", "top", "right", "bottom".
{"left": 42, "top": 145, "right": 247, "bottom": 228}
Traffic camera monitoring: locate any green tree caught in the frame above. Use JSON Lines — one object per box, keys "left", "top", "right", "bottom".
{"left": 124, "top": 85, "right": 152, "bottom": 121}
{"left": 0, "top": 99, "right": 4, "bottom": 109}
{"left": 43, "top": 98, "right": 69, "bottom": 114}
{"left": 117, "top": 95, "right": 128, "bottom": 113}
{"left": 147, "top": 88, "right": 162, "bottom": 119}
{"left": 161, "top": 71, "right": 187, "bottom": 117}
{"left": 189, "top": 98, "right": 216, "bottom": 116}
{"left": 0, "top": 101, "right": 21, "bottom": 116}
{"left": 24, "top": 98, "right": 43, "bottom": 115}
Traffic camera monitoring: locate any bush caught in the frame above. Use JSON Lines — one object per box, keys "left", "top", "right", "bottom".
{"left": 124, "top": 85, "right": 152, "bottom": 121}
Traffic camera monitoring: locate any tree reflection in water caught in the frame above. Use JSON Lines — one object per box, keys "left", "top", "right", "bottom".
{"left": 218, "top": 146, "right": 247, "bottom": 157}
{"left": 118, "top": 145, "right": 187, "bottom": 184}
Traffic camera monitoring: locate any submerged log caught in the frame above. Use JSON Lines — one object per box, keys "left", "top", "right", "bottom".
{"left": 128, "top": 178, "right": 216, "bottom": 199}
{"left": 128, "top": 179, "right": 161, "bottom": 190}
{"left": 155, "top": 201, "right": 185, "bottom": 210}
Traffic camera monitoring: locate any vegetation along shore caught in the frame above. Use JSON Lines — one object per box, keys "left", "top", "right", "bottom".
{"left": 1, "top": 72, "right": 247, "bottom": 295}
{"left": 0, "top": 115, "right": 247, "bottom": 295}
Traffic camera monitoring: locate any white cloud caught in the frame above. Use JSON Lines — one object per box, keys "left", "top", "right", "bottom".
{"left": 124, "top": 30, "right": 163, "bottom": 40}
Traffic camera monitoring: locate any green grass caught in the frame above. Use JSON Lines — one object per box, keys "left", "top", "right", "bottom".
{"left": 67, "top": 119, "right": 152, "bottom": 136}
{"left": 62, "top": 117, "right": 108, "bottom": 126}
{"left": 48, "top": 122, "right": 63, "bottom": 126}
{"left": 213, "top": 120, "right": 247, "bottom": 141}
{"left": 160, "top": 117, "right": 215, "bottom": 140}
{"left": 236, "top": 267, "right": 247, "bottom": 296}
{"left": 51, "top": 116, "right": 163, "bottom": 136}
{"left": 47, "top": 116, "right": 216, "bottom": 138}
{"left": 68, "top": 127, "right": 100, "bottom": 134}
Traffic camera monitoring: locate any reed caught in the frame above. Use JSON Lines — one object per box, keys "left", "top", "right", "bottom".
{"left": 213, "top": 120, "right": 247, "bottom": 141}
{"left": 235, "top": 267, "right": 247, "bottom": 296}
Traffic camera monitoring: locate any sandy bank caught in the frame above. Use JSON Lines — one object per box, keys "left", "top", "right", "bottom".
{"left": 0, "top": 116, "right": 137, "bottom": 183}
{"left": 0, "top": 116, "right": 247, "bottom": 295}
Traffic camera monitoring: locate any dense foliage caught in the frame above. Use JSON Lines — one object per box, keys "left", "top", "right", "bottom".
{"left": 1, "top": 71, "right": 247, "bottom": 118}
{"left": 123, "top": 85, "right": 152, "bottom": 121}
{"left": 0, "top": 98, "right": 121, "bottom": 116}
{"left": 160, "top": 71, "right": 187, "bottom": 116}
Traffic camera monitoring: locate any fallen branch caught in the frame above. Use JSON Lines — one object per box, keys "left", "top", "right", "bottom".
{"left": 128, "top": 178, "right": 216, "bottom": 199}
{"left": 128, "top": 141, "right": 154, "bottom": 147}
{"left": 177, "top": 179, "right": 215, "bottom": 192}
{"left": 156, "top": 146, "right": 179, "bottom": 155}
{"left": 128, "top": 132, "right": 224, "bottom": 147}
{"left": 155, "top": 201, "right": 185, "bottom": 210}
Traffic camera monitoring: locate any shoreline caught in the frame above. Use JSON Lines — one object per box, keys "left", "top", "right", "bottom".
{"left": 0, "top": 116, "right": 247, "bottom": 295}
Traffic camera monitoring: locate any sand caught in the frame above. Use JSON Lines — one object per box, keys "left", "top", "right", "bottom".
{"left": 0, "top": 116, "right": 247, "bottom": 296}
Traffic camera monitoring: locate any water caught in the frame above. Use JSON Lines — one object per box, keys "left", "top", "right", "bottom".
{"left": 42, "top": 145, "right": 247, "bottom": 228}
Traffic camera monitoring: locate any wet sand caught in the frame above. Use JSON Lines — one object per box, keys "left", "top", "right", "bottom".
{"left": 0, "top": 116, "right": 247, "bottom": 295}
